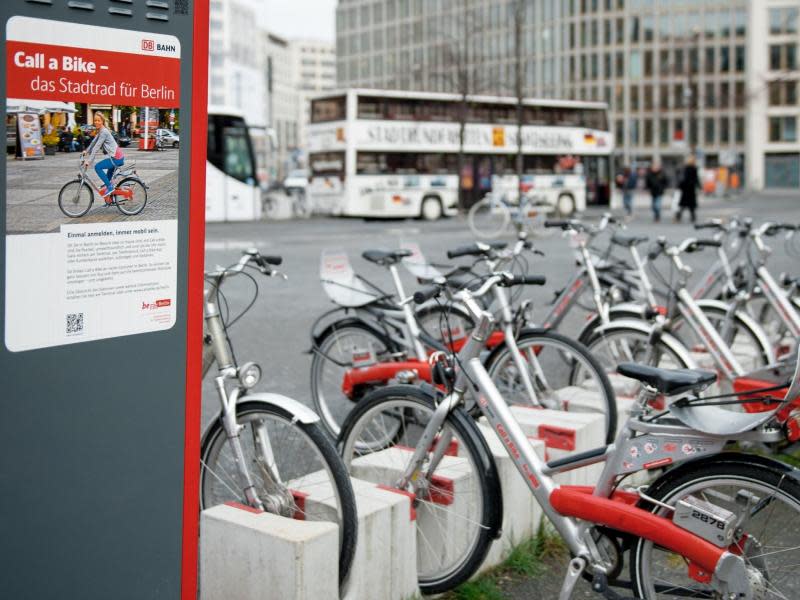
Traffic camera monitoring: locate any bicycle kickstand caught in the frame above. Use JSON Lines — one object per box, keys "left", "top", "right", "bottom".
{"left": 558, "top": 557, "right": 586, "bottom": 600}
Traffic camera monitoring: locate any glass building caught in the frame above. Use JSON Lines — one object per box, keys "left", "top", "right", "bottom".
{"left": 335, "top": 0, "right": 799, "bottom": 189}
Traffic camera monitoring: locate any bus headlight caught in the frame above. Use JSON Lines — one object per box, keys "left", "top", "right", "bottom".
{"left": 238, "top": 362, "right": 262, "bottom": 389}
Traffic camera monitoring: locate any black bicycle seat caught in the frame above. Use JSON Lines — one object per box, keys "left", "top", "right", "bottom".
{"left": 611, "top": 233, "right": 649, "bottom": 247}
{"left": 362, "top": 249, "right": 413, "bottom": 266}
{"left": 617, "top": 363, "right": 717, "bottom": 396}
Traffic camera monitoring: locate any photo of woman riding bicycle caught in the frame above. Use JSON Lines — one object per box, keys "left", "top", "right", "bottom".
{"left": 6, "top": 100, "right": 179, "bottom": 234}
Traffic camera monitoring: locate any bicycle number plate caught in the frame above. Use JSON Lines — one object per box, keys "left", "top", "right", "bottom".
{"left": 526, "top": 210, "right": 539, "bottom": 218}
{"left": 673, "top": 495, "right": 737, "bottom": 547}
{"left": 352, "top": 346, "right": 376, "bottom": 368}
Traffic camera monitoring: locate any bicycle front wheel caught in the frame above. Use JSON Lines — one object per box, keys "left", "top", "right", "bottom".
{"left": 58, "top": 179, "right": 93, "bottom": 217}
{"left": 201, "top": 401, "right": 358, "bottom": 588}
{"left": 468, "top": 197, "right": 510, "bottom": 239}
{"left": 630, "top": 456, "right": 800, "bottom": 599}
{"left": 338, "top": 386, "right": 502, "bottom": 594}
{"left": 484, "top": 330, "right": 618, "bottom": 444}
{"left": 115, "top": 177, "right": 148, "bottom": 215}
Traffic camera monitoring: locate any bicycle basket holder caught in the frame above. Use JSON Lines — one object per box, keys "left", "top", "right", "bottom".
{"left": 320, "top": 249, "right": 380, "bottom": 308}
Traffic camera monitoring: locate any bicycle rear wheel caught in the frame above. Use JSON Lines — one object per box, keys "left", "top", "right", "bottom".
{"left": 201, "top": 401, "right": 358, "bottom": 589}
{"left": 115, "top": 177, "right": 147, "bottom": 215}
{"left": 310, "top": 321, "right": 397, "bottom": 438}
{"left": 484, "top": 330, "right": 618, "bottom": 443}
{"left": 338, "top": 386, "right": 502, "bottom": 594}
{"left": 468, "top": 197, "right": 510, "bottom": 239}
{"left": 630, "top": 456, "right": 800, "bottom": 599}
{"left": 58, "top": 180, "right": 93, "bottom": 217}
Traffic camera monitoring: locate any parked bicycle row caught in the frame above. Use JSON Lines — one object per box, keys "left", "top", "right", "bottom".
{"left": 200, "top": 211, "right": 800, "bottom": 599}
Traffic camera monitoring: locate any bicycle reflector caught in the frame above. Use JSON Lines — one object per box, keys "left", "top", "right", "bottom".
{"left": 238, "top": 362, "right": 262, "bottom": 389}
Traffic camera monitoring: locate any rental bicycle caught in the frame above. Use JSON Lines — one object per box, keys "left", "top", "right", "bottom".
{"left": 200, "top": 249, "right": 357, "bottom": 590}
{"left": 339, "top": 274, "right": 800, "bottom": 597}
{"left": 58, "top": 159, "right": 148, "bottom": 217}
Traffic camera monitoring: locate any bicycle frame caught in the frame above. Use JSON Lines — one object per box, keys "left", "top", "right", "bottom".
{"left": 400, "top": 285, "right": 788, "bottom": 596}
{"left": 76, "top": 161, "right": 134, "bottom": 200}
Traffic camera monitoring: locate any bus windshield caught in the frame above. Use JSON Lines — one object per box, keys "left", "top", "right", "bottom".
{"left": 207, "top": 114, "right": 256, "bottom": 184}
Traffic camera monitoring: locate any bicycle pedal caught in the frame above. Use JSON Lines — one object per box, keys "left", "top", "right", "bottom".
{"left": 591, "top": 572, "right": 636, "bottom": 600}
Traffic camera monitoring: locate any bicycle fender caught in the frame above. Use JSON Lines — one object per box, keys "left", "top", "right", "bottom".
{"left": 310, "top": 316, "right": 394, "bottom": 352}
{"left": 641, "top": 452, "right": 800, "bottom": 504}
{"left": 592, "top": 319, "right": 698, "bottom": 369}
{"left": 576, "top": 304, "right": 646, "bottom": 346}
{"left": 237, "top": 393, "right": 321, "bottom": 424}
{"left": 695, "top": 299, "right": 776, "bottom": 364}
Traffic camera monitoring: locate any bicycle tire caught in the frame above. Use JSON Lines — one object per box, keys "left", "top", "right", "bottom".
{"left": 484, "top": 329, "right": 618, "bottom": 444}
{"left": 58, "top": 179, "right": 93, "bottom": 217}
{"left": 310, "top": 320, "right": 399, "bottom": 438}
{"left": 337, "top": 385, "right": 503, "bottom": 594}
{"left": 630, "top": 454, "right": 800, "bottom": 599}
{"left": 468, "top": 197, "right": 511, "bottom": 239}
{"left": 200, "top": 401, "right": 358, "bottom": 589}
{"left": 115, "top": 177, "right": 148, "bottom": 216}
{"left": 670, "top": 305, "right": 772, "bottom": 373}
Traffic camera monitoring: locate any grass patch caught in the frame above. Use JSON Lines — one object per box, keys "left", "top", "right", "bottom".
{"left": 444, "top": 521, "right": 567, "bottom": 599}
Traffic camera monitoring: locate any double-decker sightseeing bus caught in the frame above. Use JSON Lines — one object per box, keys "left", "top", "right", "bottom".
{"left": 307, "top": 89, "right": 614, "bottom": 220}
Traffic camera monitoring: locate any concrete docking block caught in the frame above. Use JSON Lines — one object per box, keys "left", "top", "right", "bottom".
{"left": 502, "top": 407, "right": 606, "bottom": 486}
{"left": 200, "top": 502, "right": 339, "bottom": 600}
{"left": 350, "top": 446, "right": 478, "bottom": 593}
{"left": 475, "top": 423, "right": 546, "bottom": 573}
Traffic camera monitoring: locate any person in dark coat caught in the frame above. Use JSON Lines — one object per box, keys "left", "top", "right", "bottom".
{"left": 644, "top": 160, "right": 669, "bottom": 222}
{"left": 676, "top": 155, "right": 701, "bottom": 223}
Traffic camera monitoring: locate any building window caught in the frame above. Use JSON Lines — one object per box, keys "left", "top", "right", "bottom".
{"left": 720, "top": 117, "right": 729, "bottom": 143}
{"left": 644, "top": 50, "right": 653, "bottom": 76}
{"left": 674, "top": 48, "right": 684, "bottom": 72}
{"left": 660, "top": 118, "right": 669, "bottom": 145}
{"left": 735, "top": 117, "right": 745, "bottom": 143}
{"left": 630, "top": 51, "right": 642, "bottom": 78}
{"left": 769, "top": 117, "right": 798, "bottom": 143}
{"left": 720, "top": 46, "right": 730, "bottom": 72}
{"left": 704, "top": 118, "right": 715, "bottom": 145}
{"left": 734, "top": 81, "right": 746, "bottom": 108}
{"left": 705, "top": 47, "right": 715, "bottom": 74}
{"left": 720, "top": 81, "right": 730, "bottom": 106}
{"left": 644, "top": 119, "right": 653, "bottom": 145}
{"left": 630, "top": 120, "right": 639, "bottom": 145}
{"left": 631, "top": 86, "right": 639, "bottom": 110}
{"left": 734, "top": 46, "right": 745, "bottom": 72}
{"left": 770, "top": 7, "right": 799, "bottom": 35}
{"left": 659, "top": 85, "right": 669, "bottom": 109}
{"left": 644, "top": 84, "right": 653, "bottom": 110}
{"left": 705, "top": 82, "right": 715, "bottom": 106}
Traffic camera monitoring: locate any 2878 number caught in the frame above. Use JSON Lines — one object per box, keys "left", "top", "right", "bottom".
{"left": 691, "top": 509, "right": 725, "bottom": 530}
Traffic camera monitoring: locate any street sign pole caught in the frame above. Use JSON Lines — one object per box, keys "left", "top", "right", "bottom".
{"left": 0, "top": 2, "right": 207, "bottom": 598}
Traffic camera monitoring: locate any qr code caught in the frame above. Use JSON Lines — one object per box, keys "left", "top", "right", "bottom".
{"left": 66, "top": 313, "right": 84, "bottom": 335}
{"left": 174, "top": 0, "right": 189, "bottom": 14}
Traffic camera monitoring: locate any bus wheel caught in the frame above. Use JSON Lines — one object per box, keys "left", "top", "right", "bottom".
{"left": 420, "top": 196, "right": 443, "bottom": 221}
{"left": 556, "top": 193, "right": 575, "bottom": 216}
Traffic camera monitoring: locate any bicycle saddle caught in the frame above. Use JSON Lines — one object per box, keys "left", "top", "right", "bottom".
{"left": 617, "top": 363, "right": 716, "bottom": 396}
{"left": 362, "top": 249, "right": 413, "bottom": 266}
{"left": 611, "top": 233, "right": 649, "bottom": 247}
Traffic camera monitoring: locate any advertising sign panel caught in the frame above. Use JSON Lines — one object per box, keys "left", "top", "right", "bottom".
{"left": 0, "top": 3, "right": 207, "bottom": 599}
{"left": 16, "top": 111, "right": 43, "bottom": 159}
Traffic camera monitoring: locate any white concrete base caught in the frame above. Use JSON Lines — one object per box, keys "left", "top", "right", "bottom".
{"left": 350, "top": 446, "right": 479, "bottom": 593}
{"left": 504, "top": 407, "right": 606, "bottom": 486}
{"left": 343, "top": 479, "right": 419, "bottom": 600}
{"left": 200, "top": 503, "right": 339, "bottom": 600}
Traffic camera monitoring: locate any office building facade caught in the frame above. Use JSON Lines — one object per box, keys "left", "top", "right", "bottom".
{"left": 335, "top": 0, "right": 798, "bottom": 189}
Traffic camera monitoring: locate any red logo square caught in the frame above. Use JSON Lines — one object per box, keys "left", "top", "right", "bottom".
{"left": 141, "top": 39, "right": 155, "bottom": 52}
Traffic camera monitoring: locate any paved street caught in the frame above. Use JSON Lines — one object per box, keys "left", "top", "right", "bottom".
{"left": 201, "top": 191, "right": 798, "bottom": 428}
{"left": 5, "top": 147, "right": 178, "bottom": 234}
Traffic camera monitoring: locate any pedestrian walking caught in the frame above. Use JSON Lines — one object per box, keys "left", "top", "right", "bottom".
{"left": 616, "top": 166, "right": 637, "bottom": 219}
{"left": 675, "top": 155, "right": 701, "bottom": 224}
{"left": 645, "top": 160, "right": 669, "bottom": 223}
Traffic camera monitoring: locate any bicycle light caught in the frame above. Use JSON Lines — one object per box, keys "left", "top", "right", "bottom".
{"left": 238, "top": 362, "right": 262, "bottom": 389}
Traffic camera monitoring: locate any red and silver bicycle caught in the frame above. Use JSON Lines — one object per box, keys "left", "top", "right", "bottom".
{"left": 58, "top": 159, "right": 148, "bottom": 218}
{"left": 339, "top": 274, "right": 800, "bottom": 598}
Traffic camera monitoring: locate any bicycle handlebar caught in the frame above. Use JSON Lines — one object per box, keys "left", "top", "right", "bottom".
{"left": 503, "top": 274, "right": 547, "bottom": 287}
{"left": 447, "top": 241, "right": 507, "bottom": 259}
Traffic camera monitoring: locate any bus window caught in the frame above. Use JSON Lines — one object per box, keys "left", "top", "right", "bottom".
{"left": 207, "top": 115, "right": 256, "bottom": 184}
{"left": 357, "top": 96, "right": 384, "bottom": 119}
{"left": 311, "top": 96, "right": 346, "bottom": 123}
{"left": 310, "top": 151, "right": 346, "bottom": 179}
{"left": 223, "top": 131, "right": 255, "bottom": 183}
{"left": 386, "top": 100, "right": 415, "bottom": 120}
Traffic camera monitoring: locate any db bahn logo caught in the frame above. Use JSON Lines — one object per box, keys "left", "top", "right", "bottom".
{"left": 142, "top": 39, "right": 155, "bottom": 51}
